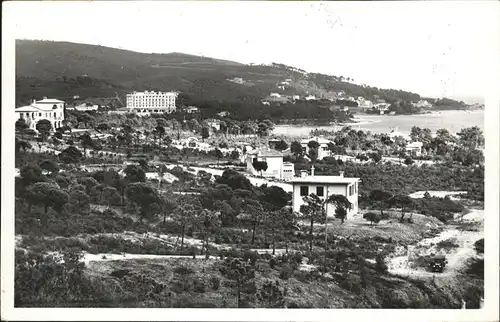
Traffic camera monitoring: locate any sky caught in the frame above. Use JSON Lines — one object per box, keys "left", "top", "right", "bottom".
{"left": 5, "top": 1, "right": 500, "bottom": 103}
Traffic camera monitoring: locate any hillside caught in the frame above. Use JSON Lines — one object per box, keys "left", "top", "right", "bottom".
{"left": 15, "top": 39, "right": 465, "bottom": 112}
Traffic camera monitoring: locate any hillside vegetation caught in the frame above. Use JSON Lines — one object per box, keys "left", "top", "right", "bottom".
{"left": 15, "top": 39, "right": 460, "bottom": 113}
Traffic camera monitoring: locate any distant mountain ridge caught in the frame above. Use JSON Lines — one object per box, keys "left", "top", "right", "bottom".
{"left": 15, "top": 39, "right": 466, "bottom": 110}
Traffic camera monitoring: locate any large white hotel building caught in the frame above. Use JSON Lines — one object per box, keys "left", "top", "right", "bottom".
{"left": 125, "top": 91, "right": 178, "bottom": 115}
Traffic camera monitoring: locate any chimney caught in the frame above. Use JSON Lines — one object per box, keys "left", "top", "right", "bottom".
{"left": 339, "top": 171, "right": 344, "bottom": 177}
{"left": 300, "top": 170, "right": 308, "bottom": 178}
{"left": 311, "top": 166, "right": 315, "bottom": 176}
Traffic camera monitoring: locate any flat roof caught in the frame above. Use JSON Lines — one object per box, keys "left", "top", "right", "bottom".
{"left": 290, "top": 175, "right": 360, "bottom": 184}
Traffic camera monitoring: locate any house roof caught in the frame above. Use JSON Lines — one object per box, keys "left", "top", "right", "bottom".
{"left": 250, "top": 148, "right": 283, "bottom": 158}
{"left": 15, "top": 105, "right": 43, "bottom": 112}
{"left": 407, "top": 141, "right": 423, "bottom": 148}
{"left": 300, "top": 136, "right": 332, "bottom": 145}
{"left": 35, "top": 98, "right": 65, "bottom": 104}
{"left": 290, "top": 175, "right": 360, "bottom": 185}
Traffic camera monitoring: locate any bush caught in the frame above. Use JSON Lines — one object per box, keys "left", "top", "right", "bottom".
{"left": 375, "top": 254, "right": 388, "bottom": 274}
{"left": 279, "top": 265, "right": 294, "bottom": 280}
{"left": 436, "top": 238, "right": 459, "bottom": 250}
{"left": 474, "top": 238, "right": 484, "bottom": 254}
{"left": 210, "top": 276, "right": 220, "bottom": 290}
{"left": 269, "top": 258, "right": 277, "bottom": 269}
{"left": 242, "top": 250, "right": 260, "bottom": 265}
{"left": 193, "top": 278, "right": 206, "bottom": 293}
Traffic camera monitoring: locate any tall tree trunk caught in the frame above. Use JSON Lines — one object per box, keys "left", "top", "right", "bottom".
{"left": 180, "top": 225, "right": 185, "bottom": 250}
{"left": 28, "top": 202, "right": 32, "bottom": 213}
{"left": 205, "top": 234, "right": 209, "bottom": 259}
{"left": 251, "top": 221, "right": 256, "bottom": 245}
{"left": 44, "top": 204, "right": 48, "bottom": 214}
{"left": 163, "top": 213, "right": 167, "bottom": 225}
{"left": 272, "top": 228, "right": 276, "bottom": 255}
{"left": 309, "top": 219, "right": 314, "bottom": 253}
{"left": 399, "top": 208, "right": 406, "bottom": 222}
{"left": 237, "top": 284, "right": 241, "bottom": 308}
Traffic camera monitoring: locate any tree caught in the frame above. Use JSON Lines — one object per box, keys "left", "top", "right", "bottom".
{"left": 265, "top": 208, "right": 289, "bottom": 255}
{"left": 17, "top": 140, "right": 32, "bottom": 153}
{"left": 257, "top": 123, "right": 270, "bottom": 137}
{"left": 174, "top": 199, "right": 199, "bottom": 250}
{"left": 19, "top": 164, "right": 44, "bottom": 186}
{"left": 77, "top": 113, "right": 95, "bottom": 128}
{"left": 404, "top": 156, "right": 414, "bottom": 166}
{"left": 77, "top": 177, "right": 99, "bottom": 195}
{"left": 274, "top": 140, "right": 288, "bottom": 152}
{"left": 240, "top": 199, "right": 264, "bottom": 245}
{"left": 457, "top": 126, "right": 484, "bottom": 150}
{"left": 59, "top": 146, "right": 83, "bottom": 164}
{"left": 252, "top": 160, "right": 268, "bottom": 177}
{"left": 15, "top": 118, "right": 29, "bottom": 132}
{"left": 260, "top": 186, "right": 290, "bottom": 211}
{"left": 125, "top": 182, "right": 161, "bottom": 222}
{"left": 410, "top": 126, "right": 423, "bottom": 142}
{"left": 201, "top": 126, "right": 210, "bottom": 141}
{"left": 290, "top": 141, "right": 303, "bottom": 159}
{"left": 196, "top": 209, "right": 221, "bottom": 259}
{"left": 123, "top": 165, "right": 146, "bottom": 183}
{"left": 101, "top": 186, "right": 120, "bottom": 209}
{"left": 156, "top": 163, "right": 168, "bottom": 189}
{"left": 325, "top": 194, "right": 352, "bottom": 224}
{"left": 68, "top": 189, "right": 91, "bottom": 214}
{"left": 38, "top": 160, "right": 59, "bottom": 174}
{"left": 214, "top": 148, "right": 224, "bottom": 164}
{"left": 388, "top": 194, "right": 413, "bottom": 222}
{"left": 230, "top": 149, "right": 240, "bottom": 160}
{"left": 369, "top": 190, "right": 392, "bottom": 218}
{"left": 257, "top": 280, "right": 285, "bottom": 308}
{"left": 363, "top": 212, "right": 381, "bottom": 226}
{"left": 36, "top": 119, "right": 52, "bottom": 138}
{"left": 219, "top": 258, "right": 256, "bottom": 308}
{"left": 300, "top": 194, "right": 324, "bottom": 253}
{"left": 161, "top": 191, "right": 178, "bottom": 225}
{"left": 25, "top": 182, "right": 69, "bottom": 214}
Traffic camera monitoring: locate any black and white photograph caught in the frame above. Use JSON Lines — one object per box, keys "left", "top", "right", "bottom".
{"left": 1, "top": 1, "right": 499, "bottom": 321}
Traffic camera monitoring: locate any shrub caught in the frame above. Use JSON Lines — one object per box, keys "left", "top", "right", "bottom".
{"left": 193, "top": 278, "right": 206, "bottom": 293}
{"left": 269, "top": 258, "right": 277, "bottom": 269}
{"left": 242, "top": 250, "right": 260, "bottom": 265}
{"left": 210, "top": 276, "right": 220, "bottom": 290}
{"left": 279, "top": 265, "right": 294, "bottom": 280}
{"left": 375, "top": 254, "right": 388, "bottom": 274}
{"left": 474, "top": 238, "right": 484, "bottom": 254}
{"left": 436, "top": 238, "right": 459, "bottom": 250}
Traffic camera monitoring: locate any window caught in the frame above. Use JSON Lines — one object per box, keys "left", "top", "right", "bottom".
{"left": 349, "top": 186, "right": 353, "bottom": 196}
{"left": 316, "top": 186, "right": 324, "bottom": 197}
{"left": 39, "top": 113, "right": 42, "bottom": 116}
{"left": 300, "top": 186, "right": 309, "bottom": 196}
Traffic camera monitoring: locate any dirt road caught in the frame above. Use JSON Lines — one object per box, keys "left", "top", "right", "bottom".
{"left": 387, "top": 208, "right": 484, "bottom": 279}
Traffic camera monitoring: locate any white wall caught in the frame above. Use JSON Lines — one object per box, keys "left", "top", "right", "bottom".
{"left": 16, "top": 104, "right": 65, "bottom": 131}
{"left": 292, "top": 182, "right": 359, "bottom": 218}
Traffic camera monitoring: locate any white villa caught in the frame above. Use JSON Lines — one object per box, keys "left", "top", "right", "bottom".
{"left": 374, "top": 103, "right": 391, "bottom": 114}
{"left": 15, "top": 97, "right": 65, "bottom": 131}
{"left": 290, "top": 167, "right": 360, "bottom": 218}
{"left": 246, "top": 148, "right": 290, "bottom": 180}
{"left": 405, "top": 141, "right": 424, "bottom": 156}
{"left": 305, "top": 95, "right": 316, "bottom": 101}
{"left": 413, "top": 100, "right": 433, "bottom": 108}
{"left": 300, "top": 137, "right": 332, "bottom": 160}
{"left": 184, "top": 106, "right": 199, "bottom": 114}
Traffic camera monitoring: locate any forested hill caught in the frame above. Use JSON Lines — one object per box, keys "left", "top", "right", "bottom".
{"left": 15, "top": 39, "right": 463, "bottom": 111}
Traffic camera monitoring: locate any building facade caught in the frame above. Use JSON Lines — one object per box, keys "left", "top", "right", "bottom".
{"left": 126, "top": 91, "right": 177, "bottom": 115}
{"left": 405, "top": 141, "right": 424, "bottom": 156}
{"left": 300, "top": 136, "right": 332, "bottom": 160}
{"left": 15, "top": 98, "right": 65, "bottom": 131}
{"left": 290, "top": 168, "right": 360, "bottom": 218}
{"left": 246, "top": 148, "right": 286, "bottom": 180}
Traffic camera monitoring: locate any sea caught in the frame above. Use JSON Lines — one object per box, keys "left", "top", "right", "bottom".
{"left": 272, "top": 110, "right": 485, "bottom": 137}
